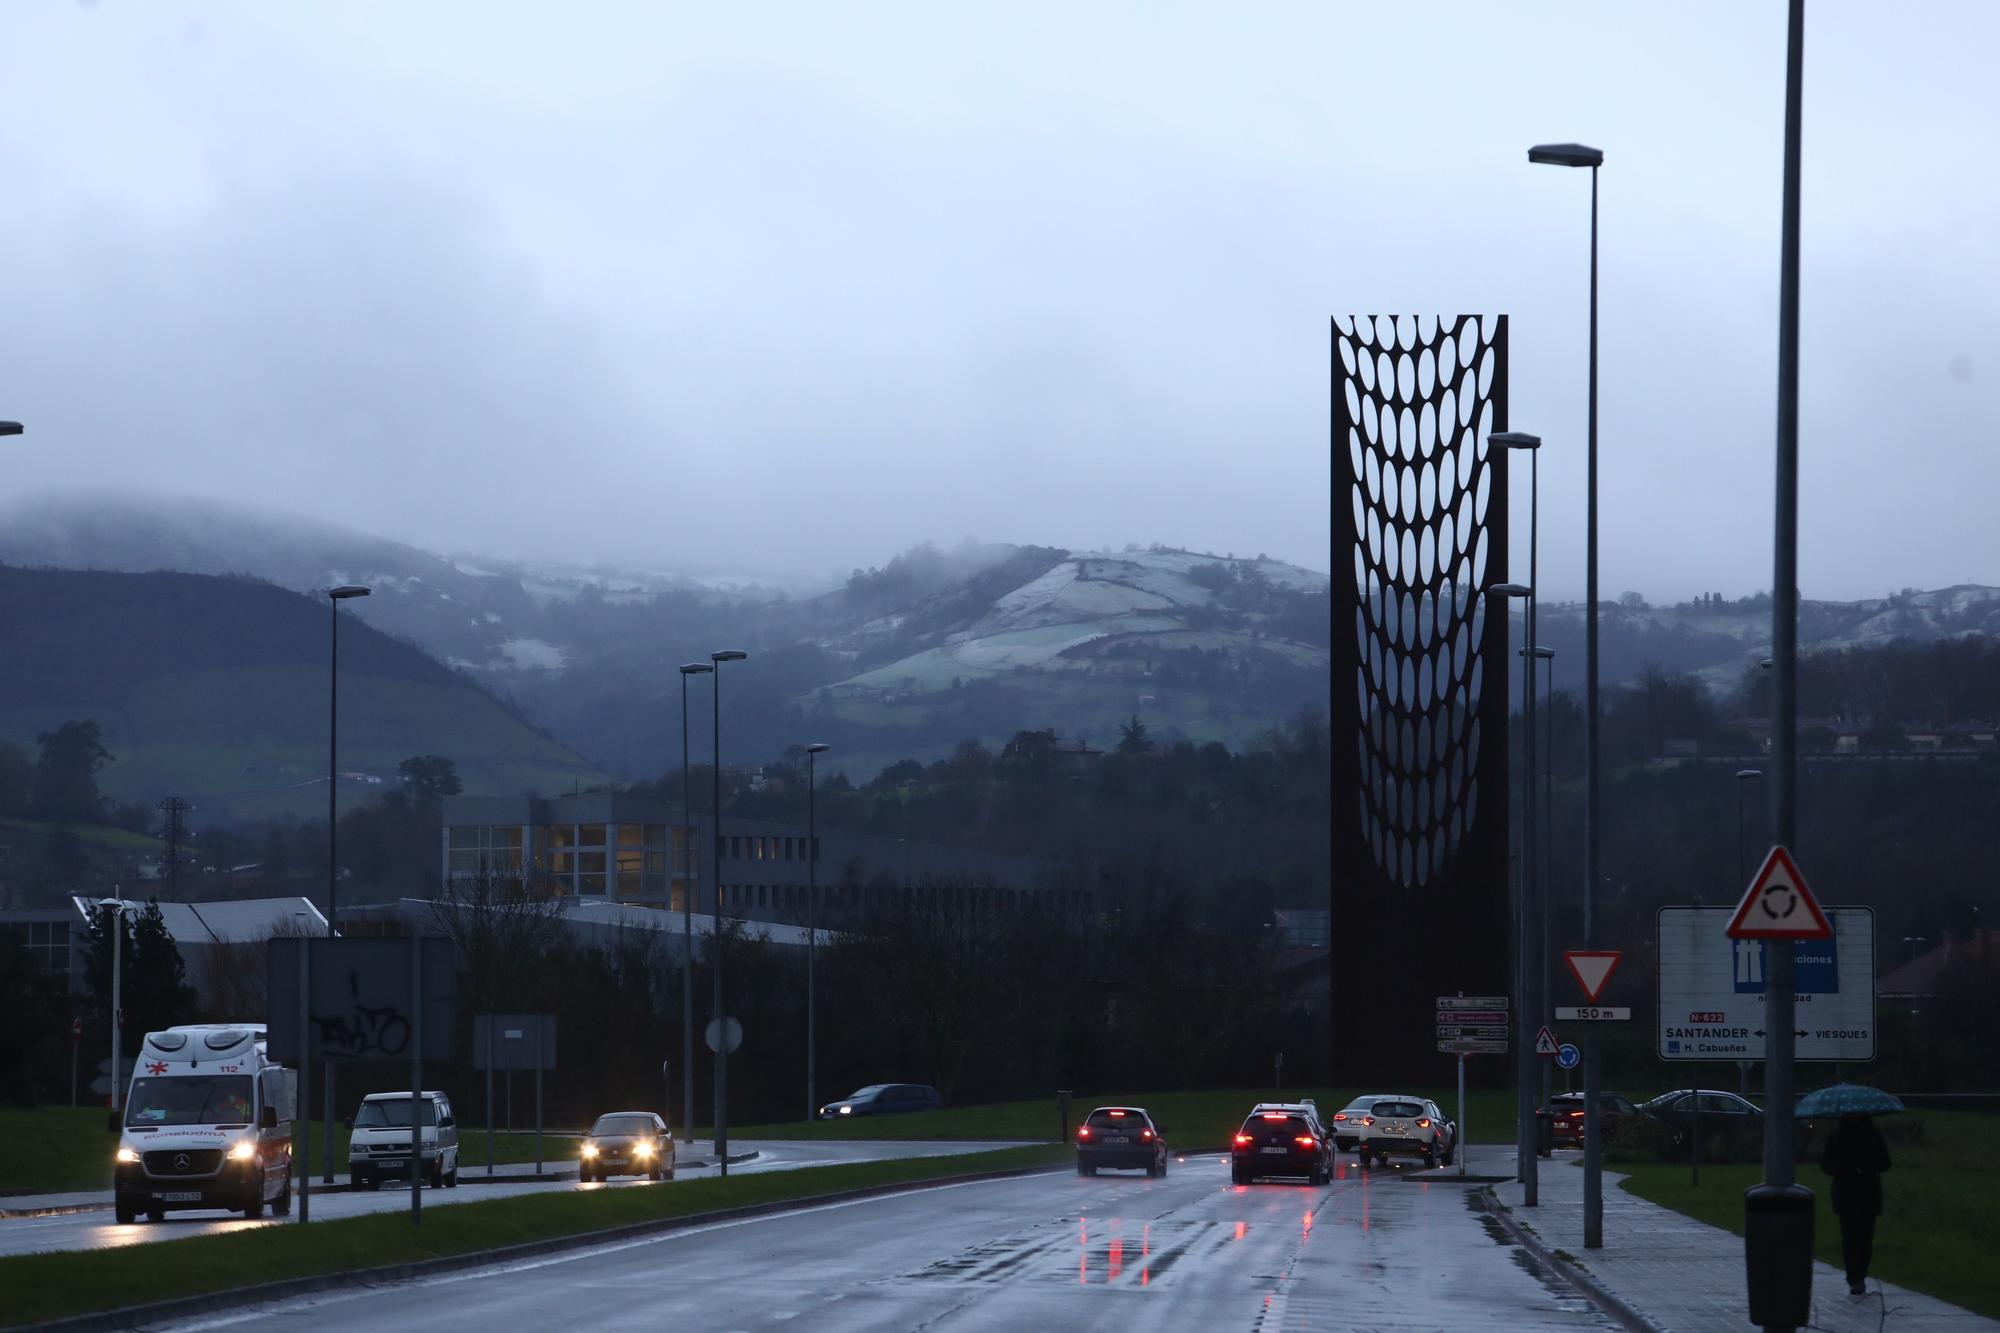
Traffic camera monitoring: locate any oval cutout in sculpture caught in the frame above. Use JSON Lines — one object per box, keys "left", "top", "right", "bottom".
{"left": 1398, "top": 406, "right": 1417, "bottom": 461}
{"left": 1418, "top": 346, "right": 1436, "bottom": 399}
{"left": 1475, "top": 460, "right": 1492, "bottom": 523}
{"left": 1400, "top": 589, "right": 1417, "bottom": 648}
{"left": 1458, "top": 318, "right": 1479, "bottom": 370}
{"left": 1419, "top": 401, "right": 1438, "bottom": 460}
{"left": 1458, "top": 367, "right": 1477, "bottom": 425}
{"left": 1377, "top": 350, "right": 1395, "bottom": 398}
{"left": 1418, "top": 524, "right": 1436, "bottom": 586}
{"left": 1399, "top": 460, "right": 1418, "bottom": 517}
{"left": 1399, "top": 653, "right": 1416, "bottom": 709}
{"left": 1472, "top": 526, "right": 1489, "bottom": 585}
{"left": 1380, "top": 402, "right": 1397, "bottom": 454}
{"left": 1339, "top": 337, "right": 1357, "bottom": 375}
{"left": 1417, "top": 651, "right": 1434, "bottom": 708}
{"left": 1419, "top": 459, "right": 1437, "bottom": 519}
{"left": 1438, "top": 511, "right": 1457, "bottom": 565}
{"left": 1335, "top": 314, "right": 1355, "bottom": 337}
{"left": 1401, "top": 529, "right": 1419, "bottom": 587}
{"left": 1397, "top": 352, "right": 1416, "bottom": 404}
{"left": 1375, "top": 314, "right": 1396, "bottom": 347}
{"left": 1380, "top": 519, "right": 1398, "bottom": 581}
{"left": 1478, "top": 344, "right": 1495, "bottom": 399}
{"left": 1418, "top": 313, "right": 1437, "bottom": 344}
{"left": 1359, "top": 346, "right": 1377, "bottom": 392}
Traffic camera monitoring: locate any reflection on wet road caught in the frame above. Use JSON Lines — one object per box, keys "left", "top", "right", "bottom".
{"left": 155, "top": 1148, "right": 1614, "bottom": 1332}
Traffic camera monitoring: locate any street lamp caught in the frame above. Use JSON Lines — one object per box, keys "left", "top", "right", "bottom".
{"left": 0, "top": 422, "right": 21, "bottom": 436}
{"left": 677, "top": 662, "right": 713, "bottom": 1142}
{"left": 1529, "top": 135, "right": 1605, "bottom": 1247}
{"left": 1487, "top": 580, "right": 1538, "bottom": 1204}
{"left": 1521, "top": 642, "right": 1556, "bottom": 1109}
{"left": 323, "top": 584, "right": 368, "bottom": 1182}
{"left": 1735, "top": 769, "right": 1765, "bottom": 887}
{"left": 709, "top": 648, "right": 747, "bottom": 1176}
{"left": 98, "top": 897, "right": 127, "bottom": 1119}
{"left": 804, "top": 742, "right": 830, "bottom": 1120}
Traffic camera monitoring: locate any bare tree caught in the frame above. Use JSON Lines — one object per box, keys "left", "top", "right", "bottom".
{"left": 426, "top": 869, "right": 567, "bottom": 1014}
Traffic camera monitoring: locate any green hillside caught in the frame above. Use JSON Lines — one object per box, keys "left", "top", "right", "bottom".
{"left": 0, "top": 566, "right": 609, "bottom": 819}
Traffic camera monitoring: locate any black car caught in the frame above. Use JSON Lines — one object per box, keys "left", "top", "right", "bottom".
{"left": 1075, "top": 1106, "right": 1168, "bottom": 1177}
{"left": 1232, "top": 1109, "right": 1332, "bottom": 1185}
{"left": 579, "top": 1111, "right": 674, "bottom": 1182}
{"left": 1639, "top": 1089, "right": 1763, "bottom": 1157}
{"left": 1539, "top": 1091, "right": 1641, "bottom": 1149}
{"left": 816, "top": 1083, "right": 942, "bottom": 1120}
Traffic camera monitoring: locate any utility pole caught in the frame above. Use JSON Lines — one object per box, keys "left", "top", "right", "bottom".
{"left": 156, "top": 798, "right": 188, "bottom": 900}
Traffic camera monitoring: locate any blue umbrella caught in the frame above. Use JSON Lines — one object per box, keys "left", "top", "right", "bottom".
{"left": 1793, "top": 1084, "right": 1905, "bottom": 1118}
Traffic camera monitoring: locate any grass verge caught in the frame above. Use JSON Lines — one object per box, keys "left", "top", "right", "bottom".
{"left": 735, "top": 1086, "right": 1519, "bottom": 1148}
{"left": 0, "top": 1109, "right": 561, "bottom": 1198}
{"left": 1614, "top": 1109, "right": 1998, "bottom": 1320}
{"left": 0, "top": 1143, "right": 1068, "bottom": 1328}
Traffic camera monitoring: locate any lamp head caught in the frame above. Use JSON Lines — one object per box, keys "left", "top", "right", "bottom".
{"left": 0, "top": 422, "right": 22, "bottom": 437}
{"left": 1528, "top": 142, "right": 1604, "bottom": 168}
{"left": 1736, "top": 769, "right": 1764, "bottom": 780}
{"left": 679, "top": 662, "right": 714, "bottom": 676}
{"left": 1491, "top": 431, "right": 1542, "bottom": 451}
{"left": 1486, "top": 583, "right": 1533, "bottom": 599}
{"left": 711, "top": 649, "right": 748, "bottom": 663}
{"left": 1518, "top": 646, "right": 1555, "bottom": 659}
{"left": 329, "top": 584, "right": 371, "bottom": 600}
{"left": 805, "top": 743, "right": 830, "bottom": 755}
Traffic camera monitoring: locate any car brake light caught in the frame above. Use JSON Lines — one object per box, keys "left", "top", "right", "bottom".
{"left": 1078, "top": 1127, "right": 1091, "bottom": 1140}
{"left": 1359, "top": 1116, "right": 1374, "bottom": 1126}
{"left": 1260, "top": 1113, "right": 1287, "bottom": 1121}
{"left": 1140, "top": 1128, "right": 1154, "bottom": 1140}
{"left": 1568, "top": 1110, "right": 1585, "bottom": 1119}
{"left": 1416, "top": 1118, "right": 1430, "bottom": 1128}
{"left": 1294, "top": 1135, "right": 1316, "bottom": 1147}
{"left": 1233, "top": 1133, "right": 1252, "bottom": 1146}
{"left": 1332, "top": 1113, "right": 1347, "bottom": 1122}
{"left": 1108, "top": 1110, "right": 1125, "bottom": 1117}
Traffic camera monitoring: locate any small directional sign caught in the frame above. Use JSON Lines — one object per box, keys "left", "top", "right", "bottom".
{"left": 1435, "top": 1010, "right": 1507, "bottom": 1026}
{"left": 1438, "top": 1026, "right": 1505, "bottom": 1039}
{"left": 1534, "top": 1025, "right": 1560, "bottom": 1056}
{"left": 1563, "top": 951, "right": 1623, "bottom": 1003}
{"left": 1439, "top": 1037, "right": 1509, "bottom": 1054}
{"left": 1437, "top": 995, "right": 1509, "bottom": 1010}
{"left": 1726, "top": 845, "right": 1832, "bottom": 941}
{"left": 1554, "top": 1006, "right": 1632, "bottom": 1021}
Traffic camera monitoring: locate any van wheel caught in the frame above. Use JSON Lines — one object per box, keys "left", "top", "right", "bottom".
{"left": 115, "top": 1201, "right": 137, "bottom": 1225}
{"left": 273, "top": 1171, "right": 292, "bottom": 1214}
{"left": 147, "top": 1206, "right": 166, "bottom": 1223}
{"left": 428, "top": 1161, "right": 444, "bottom": 1189}
{"left": 244, "top": 1191, "right": 265, "bottom": 1219}
{"left": 446, "top": 1167, "right": 458, "bottom": 1188}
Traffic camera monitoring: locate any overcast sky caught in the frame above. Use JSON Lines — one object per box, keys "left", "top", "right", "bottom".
{"left": 1, "top": 3, "right": 1995, "bottom": 597}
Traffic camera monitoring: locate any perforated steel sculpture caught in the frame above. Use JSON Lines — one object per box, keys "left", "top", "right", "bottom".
{"left": 1333, "top": 315, "right": 1512, "bottom": 1079}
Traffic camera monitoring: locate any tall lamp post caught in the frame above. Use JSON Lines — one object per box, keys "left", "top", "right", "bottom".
{"left": 677, "top": 662, "right": 712, "bottom": 1137}
{"left": 1527, "top": 135, "right": 1605, "bottom": 1247}
{"left": 804, "top": 742, "right": 829, "bottom": 1120}
{"left": 324, "top": 584, "right": 369, "bottom": 1181}
{"left": 709, "top": 648, "right": 747, "bottom": 1176}
{"left": 1494, "top": 433, "right": 1546, "bottom": 1161}
{"left": 1521, "top": 642, "right": 1556, "bottom": 1106}
{"left": 98, "top": 898, "right": 127, "bottom": 1117}
{"left": 1487, "top": 580, "right": 1534, "bottom": 1203}
{"left": 1735, "top": 769, "right": 1765, "bottom": 886}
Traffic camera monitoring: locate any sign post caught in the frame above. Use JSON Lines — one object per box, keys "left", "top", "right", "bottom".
{"left": 1562, "top": 947, "right": 1623, "bottom": 1245}
{"left": 1438, "top": 994, "right": 1507, "bottom": 1178}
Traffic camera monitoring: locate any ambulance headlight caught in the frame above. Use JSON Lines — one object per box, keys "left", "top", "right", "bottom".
{"left": 115, "top": 1147, "right": 140, "bottom": 1164}
{"left": 230, "top": 1140, "right": 258, "bottom": 1162}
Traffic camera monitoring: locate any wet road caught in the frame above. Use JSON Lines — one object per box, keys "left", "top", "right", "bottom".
{"left": 153, "top": 1151, "right": 1613, "bottom": 1332}
{"left": 0, "top": 1140, "right": 1025, "bottom": 1259}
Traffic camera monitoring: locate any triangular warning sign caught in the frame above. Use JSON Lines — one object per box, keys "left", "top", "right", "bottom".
{"left": 1534, "top": 1026, "right": 1559, "bottom": 1055}
{"left": 1726, "top": 845, "right": 1833, "bottom": 941}
{"left": 1563, "top": 951, "right": 1622, "bottom": 1003}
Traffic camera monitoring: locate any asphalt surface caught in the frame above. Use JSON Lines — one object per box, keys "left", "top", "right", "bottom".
{"left": 148, "top": 1149, "right": 1614, "bottom": 1332}
{"left": 0, "top": 1140, "right": 1023, "bottom": 1259}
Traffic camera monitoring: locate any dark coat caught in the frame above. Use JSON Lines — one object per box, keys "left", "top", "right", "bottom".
{"left": 1820, "top": 1118, "right": 1892, "bottom": 1217}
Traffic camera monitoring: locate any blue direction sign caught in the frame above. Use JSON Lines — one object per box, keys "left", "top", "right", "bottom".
{"left": 1556, "top": 1043, "right": 1581, "bottom": 1070}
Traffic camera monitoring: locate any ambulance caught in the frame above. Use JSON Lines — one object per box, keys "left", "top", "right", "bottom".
{"left": 112, "top": 1024, "right": 296, "bottom": 1223}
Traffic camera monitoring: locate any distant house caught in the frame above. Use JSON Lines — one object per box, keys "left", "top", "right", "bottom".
{"left": 1878, "top": 930, "right": 1999, "bottom": 1004}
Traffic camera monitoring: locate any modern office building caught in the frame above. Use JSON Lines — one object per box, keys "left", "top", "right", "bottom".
{"left": 439, "top": 793, "right": 1076, "bottom": 926}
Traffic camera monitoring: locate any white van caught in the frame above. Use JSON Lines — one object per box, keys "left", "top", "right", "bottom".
{"left": 347, "top": 1091, "right": 460, "bottom": 1189}
{"left": 114, "top": 1024, "right": 296, "bottom": 1223}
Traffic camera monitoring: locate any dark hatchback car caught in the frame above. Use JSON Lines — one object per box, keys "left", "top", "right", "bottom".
{"left": 579, "top": 1111, "right": 674, "bottom": 1182}
{"left": 817, "top": 1083, "right": 942, "bottom": 1120}
{"left": 1539, "top": 1091, "right": 1641, "bottom": 1148}
{"left": 1075, "top": 1106, "right": 1168, "bottom": 1177}
{"left": 1232, "top": 1109, "right": 1332, "bottom": 1185}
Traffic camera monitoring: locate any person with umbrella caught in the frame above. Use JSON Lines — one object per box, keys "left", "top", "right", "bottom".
{"left": 1799, "top": 1084, "right": 1902, "bottom": 1297}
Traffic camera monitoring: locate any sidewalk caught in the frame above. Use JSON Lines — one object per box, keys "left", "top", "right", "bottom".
{"left": 1483, "top": 1149, "right": 1997, "bottom": 1332}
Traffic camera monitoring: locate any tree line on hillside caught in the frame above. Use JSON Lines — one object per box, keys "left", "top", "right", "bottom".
{"left": 1, "top": 867, "right": 1318, "bottom": 1117}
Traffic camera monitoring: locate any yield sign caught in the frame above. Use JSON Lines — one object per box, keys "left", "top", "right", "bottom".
{"left": 1563, "top": 951, "right": 1622, "bottom": 1003}
{"left": 1534, "top": 1026, "right": 1560, "bottom": 1056}
{"left": 1726, "top": 845, "right": 1832, "bottom": 941}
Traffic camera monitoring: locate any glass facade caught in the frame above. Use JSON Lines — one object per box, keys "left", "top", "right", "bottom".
{"left": 447, "top": 825, "right": 524, "bottom": 878}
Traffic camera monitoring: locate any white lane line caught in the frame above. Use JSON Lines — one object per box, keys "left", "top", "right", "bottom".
{"left": 157, "top": 1172, "right": 1055, "bottom": 1331}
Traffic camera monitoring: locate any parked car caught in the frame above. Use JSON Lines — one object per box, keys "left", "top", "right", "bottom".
{"left": 1232, "top": 1108, "right": 1333, "bottom": 1185}
{"left": 1074, "top": 1106, "right": 1168, "bottom": 1177}
{"left": 1353, "top": 1095, "right": 1454, "bottom": 1168}
{"left": 1638, "top": 1089, "right": 1764, "bottom": 1159}
{"left": 817, "top": 1083, "right": 943, "bottom": 1119}
{"left": 580, "top": 1111, "right": 674, "bottom": 1182}
{"left": 1328, "top": 1097, "right": 1376, "bottom": 1153}
{"left": 347, "top": 1091, "right": 459, "bottom": 1190}
{"left": 1539, "top": 1091, "right": 1641, "bottom": 1148}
